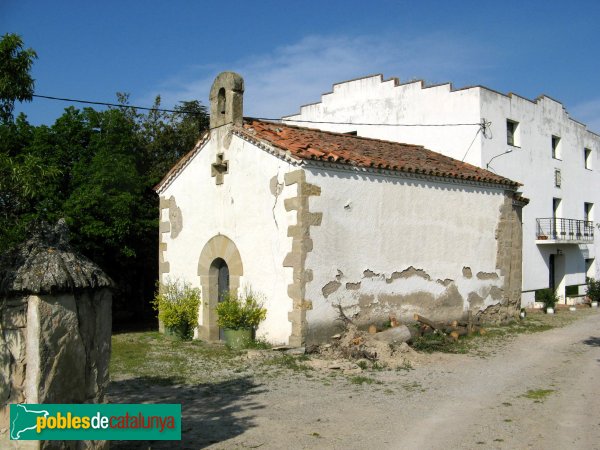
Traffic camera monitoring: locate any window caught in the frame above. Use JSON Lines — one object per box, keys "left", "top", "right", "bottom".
{"left": 552, "top": 135, "right": 561, "bottom": 159}
{"left": 584, "top": 202, "right": 593, "bottom": 222}
{"left": 554, "top": 169, "right": 561, "bottom": 188}
{"left": 553, "top": 198, "right": 561, "bottom": 218}
{"left": 506, "top": 120, "right": 519, "bottom": 146}
{"left": 552, "top": 198, "right": 562, "bottom": 239}
{"left": 584, "top": 148, "right": 592, "bottom": 169}
{"left": 565, "top": 284, "right": 579, "bottom": 297}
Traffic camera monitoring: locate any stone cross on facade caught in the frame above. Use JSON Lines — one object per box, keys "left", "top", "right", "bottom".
{"left": 211, "top": 152, "right": 229, "bottom": 185}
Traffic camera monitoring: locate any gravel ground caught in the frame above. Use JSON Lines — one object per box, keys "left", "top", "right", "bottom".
{"left": 108, "top": 309, "right": 600, "bottom": 449}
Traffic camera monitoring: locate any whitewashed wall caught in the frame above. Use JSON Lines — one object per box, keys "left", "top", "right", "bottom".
{"left": 286, "top": 75, "right": 600, "bottom": 306}
{"left": 303, "top": 166, "right": 508, "bottom": 341}
{"left": 159, "top": 134, "right": 297, "bottom": 344}
{"left": 479, "top": 92, "right": 599, "bottom": 304}
{"left": 284, "top": 75, "right": 483, "bottom": 165}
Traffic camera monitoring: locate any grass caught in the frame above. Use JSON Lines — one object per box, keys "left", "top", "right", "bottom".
{"left": 244, "top": 338, "right": 272, "bottom": 350}
{"left": 401, "top": 381, "right": 425, "bottom": 392}
{"left": 396, "top": 360, "right": 413, "bottom": 371}
{"left": 111, "top": 331, "right": 243, "bottom": 385}
{"left": 111, "top": 331, "right": 320, "bottom": 385}
{"left": 411, "top": 332, "right": 469, "bottom": 354}
{"left": 411, "top": 308, "right": 595, "bottom": 355}
{"left": 261, "top": 354, "right": 311, "bottom": 372}
{"left": 349, "top": 375, "right": 378, "bottom": 385}
{"left": 522, "top": 389, "right": 555, "bottom": 402}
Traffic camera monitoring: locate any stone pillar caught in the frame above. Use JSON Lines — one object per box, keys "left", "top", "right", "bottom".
{"left": 0, "top": 290, "right": 111, "bottom": 449}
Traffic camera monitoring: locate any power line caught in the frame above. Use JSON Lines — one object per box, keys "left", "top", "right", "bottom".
{"left": 32, "top": 94, "right": 202, "bottom": 115}
{"left": 279, "top": 118, "right": 483, "bottom": 127}
{"left": 461, "top": 119, "right": 491, "bottom": 161}
{"left": 32, "top": 94, "right": 485, "bottom": 127}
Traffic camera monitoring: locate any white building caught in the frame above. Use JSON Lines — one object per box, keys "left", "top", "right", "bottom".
{"left": 155, "top": 72, "right": 525, "bottom": 345}
{"left": 284, "top": 75, "right": 599, "bottom": 306}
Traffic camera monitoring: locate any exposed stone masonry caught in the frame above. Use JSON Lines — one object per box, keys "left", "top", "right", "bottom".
{"left": 283, "top": 170, "right": 322, "bottom": 347}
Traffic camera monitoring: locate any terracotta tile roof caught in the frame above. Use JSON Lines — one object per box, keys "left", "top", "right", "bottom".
{"left": 155, "top": 118, "right": 522, "bottom": 193}
{"left": 513, "top": 193, "right": 530, "bottom": 205}
{"left": 238, "top": 119, "right": 520, "bottom": 187}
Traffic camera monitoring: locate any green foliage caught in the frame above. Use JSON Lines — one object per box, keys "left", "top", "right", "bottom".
{"left": 536, "top": 288, "right": 557, "bottom": 310}
{"left": 0, "top": 115, "right": 60, "bottom": 249}
{"left": 244, "top": 338, "right": 272, "bottom": 350}
{"left": 262, "top": 355, "right": 310, "bottom": 372}
{"left": 0, "top": 33, "right": 37, "bottom": 123}
{"left": 152, "top": 279, "right": 201, "bottom": 340}
{"left": 0, "top": 36, "right": 210, "bottom": 324}
{"left": 522, "top": 389, "right": 554, "bottom": 401}
{"left": 586, "top": 278, "right": 600, "bottom": 303}
{"left": 216, "top": 287, "right": 267, "bottom": 330}
{"left": 411, "top": 332, "right": 468, "bottom": 354}
{"left": 349, "top": 376, "right": 377, "bottom": 385}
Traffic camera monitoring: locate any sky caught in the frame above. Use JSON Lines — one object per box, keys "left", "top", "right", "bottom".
{"left": 3, "top": 0, "right": 600, "bottom": 132}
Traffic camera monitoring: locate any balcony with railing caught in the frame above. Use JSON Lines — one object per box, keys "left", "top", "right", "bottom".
{"left": 536, "top": 218, "right": 594, "bottom": 244}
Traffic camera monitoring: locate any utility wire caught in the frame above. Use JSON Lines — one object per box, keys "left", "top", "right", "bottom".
{"left": 279, "top": 118, "right": 482, "bottom": 127}
{"left": 32, "top": 94, "right": 200, "bottom": 115}
{"left": 32, "top": 94, "right": 485, "bottom": 127}
{"left": 461, "top": 119, "right": 491, "bottom": 161}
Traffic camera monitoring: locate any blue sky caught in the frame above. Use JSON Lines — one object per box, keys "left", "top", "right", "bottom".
{"left": 3, "top": 0, "right": 600, "bottom": 131}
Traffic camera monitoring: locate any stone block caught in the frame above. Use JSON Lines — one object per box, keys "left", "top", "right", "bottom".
{"left": 36, "top": 295, "right": 87, "bottom": 404}
{"left": 284, "top": 197, "right": 301, "bottom": 212}
{"left": 300, "top": 183, "right": 321, "bottom": 196}
{"left": 284, "top": 169, "right": 305, "bottom": 186}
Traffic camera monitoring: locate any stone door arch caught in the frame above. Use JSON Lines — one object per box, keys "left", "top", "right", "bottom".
{"left": 198, "top": 235, "right": 243, "bottom": 341}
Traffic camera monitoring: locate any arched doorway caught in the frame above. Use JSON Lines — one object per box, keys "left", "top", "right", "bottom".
{"left": 211, "top": 257, "right": 229, "bottom": 340}
{"left": 197, "top": 235, "right": 243, "bottom": 341}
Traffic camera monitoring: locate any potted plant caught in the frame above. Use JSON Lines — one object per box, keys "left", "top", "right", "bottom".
{"left": 152, "top": 279, "right": 201, "bottom": 340}
{"left": 216, "top": 287, "right": 267, "bottom": 349}
{"left": 586, "top": 277, "right": 600, "bottom": 308}
{"left": 537, "top": 288, "right": 557, "bottom": 314}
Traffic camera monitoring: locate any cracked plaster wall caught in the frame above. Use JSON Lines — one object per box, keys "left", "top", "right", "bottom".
{"left": 158, "top": 134, "right": 297, "bottom": 344}
{"left": 303, "top": 167, "right": 519, "bottom": 343}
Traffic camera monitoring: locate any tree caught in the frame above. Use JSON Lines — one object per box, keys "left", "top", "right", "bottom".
{"left": 0, "top": 34, "right": 210, "bottom": 323}
{"left": 0, "top": 35, "right": 47, "bottom": 249}
{"left": 0, "top": 33, "right": 37, "bottom": 123}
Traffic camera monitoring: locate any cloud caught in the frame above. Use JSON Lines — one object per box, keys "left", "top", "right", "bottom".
{"left": 139, "top": 32, "right": 494, "bottom": 119}
{"left": 570, "top": 98, "right": 600, "bottom": 134}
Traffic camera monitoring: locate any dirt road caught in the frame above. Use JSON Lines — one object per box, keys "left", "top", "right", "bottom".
{"left": 109, "top": 310, "right": 600, "bottom": 449}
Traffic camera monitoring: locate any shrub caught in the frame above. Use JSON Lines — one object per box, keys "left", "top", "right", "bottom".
{"left": 152, "top": 279, "right": 201, "bottom": 340}
{"left": 536, "top": 288, "right": 557, "bottom": 310}
{"left": 586, "top": 277, "right": 600, "bottom": 303}
{"left": 216, "top": 287, "right": 267, "bottom": 330}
